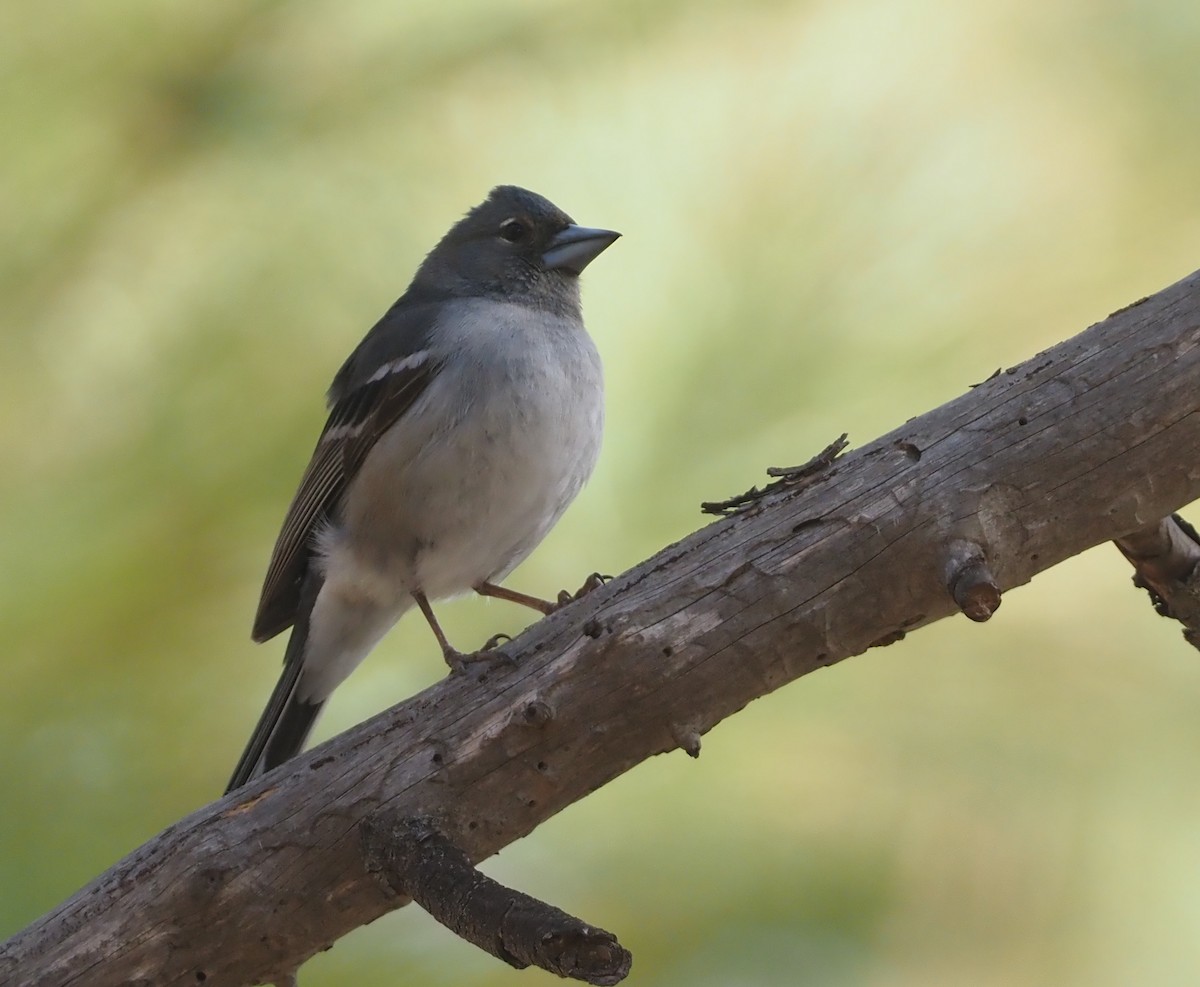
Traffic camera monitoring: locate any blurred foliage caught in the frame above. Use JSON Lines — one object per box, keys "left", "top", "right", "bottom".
{"left": 4, "top": 0, "right": 1200, "bottom": 984}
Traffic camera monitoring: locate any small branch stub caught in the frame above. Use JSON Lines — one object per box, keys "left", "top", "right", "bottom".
{"left": 669, "top": 723, "right": 702, "bottom": 758}
{"left": 360, "top": 814, "right": 631, "bottom": 986}
{"left": 943, "top": 539, "right": 1002, "bottom": 622}
{"left": 1114, "top": 514, "right": 1200, "bottom": 651}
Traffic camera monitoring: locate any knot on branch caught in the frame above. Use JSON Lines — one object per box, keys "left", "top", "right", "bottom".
{"left": 943, "top": 540, "right": 1002, "bottom": 622}
{"left": 669, "top": 722, "right": 702, "bottom": 758}
{"left": 360, "top": 813, "right": 631, "bottom": 986}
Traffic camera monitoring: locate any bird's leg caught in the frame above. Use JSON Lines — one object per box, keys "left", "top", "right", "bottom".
{"left": 414, "top": 590, "right": 512, "bottom": 673}
{"left": 413, "top": 590, "right": 471, "bottom": 671}
{"left": 456, "top": 577, "right": 614, "bottom": 672}
{"left": 475, "top": 573, "right": 611, "bottom": 614}
{"left": 474, "top": 581, "right": 557, "bottom": 615}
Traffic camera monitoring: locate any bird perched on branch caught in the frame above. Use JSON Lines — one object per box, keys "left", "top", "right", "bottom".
{"left": 227, "top": 186, "right": 619, "bottom": 793}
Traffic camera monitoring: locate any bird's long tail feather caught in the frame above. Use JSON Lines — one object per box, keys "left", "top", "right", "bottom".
{"left": 226, "top": 573, "right": 325, "bottom": 793}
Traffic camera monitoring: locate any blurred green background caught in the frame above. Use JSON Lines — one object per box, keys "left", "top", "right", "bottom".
{"left": 4, "top": 0, "right": 1200, "bottom": 984}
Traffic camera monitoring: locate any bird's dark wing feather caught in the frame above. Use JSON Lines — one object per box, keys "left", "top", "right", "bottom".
{"left": 251, "top": 349, "right": 441, "bottom": 642}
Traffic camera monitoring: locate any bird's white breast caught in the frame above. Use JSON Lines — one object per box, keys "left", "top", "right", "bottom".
{"left": 332, "top": 298, "right": 604, "bottom": 604}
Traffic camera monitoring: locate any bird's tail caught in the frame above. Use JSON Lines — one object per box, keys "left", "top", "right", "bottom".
{"left": 226, "top": 574, "right": 325, "bottom": 794}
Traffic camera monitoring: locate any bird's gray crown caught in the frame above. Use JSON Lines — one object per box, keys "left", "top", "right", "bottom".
{"left": 411, "top": 186, "right": 584, "bottom": 315}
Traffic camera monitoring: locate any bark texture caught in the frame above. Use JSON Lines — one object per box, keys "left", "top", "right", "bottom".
{"left": 360, "top": 814, "right": 630, "bottom": 985}
{"left": 5, "top": 271, "right": 1200, "bottom": 987}
{"left": 1114, "top": 514, "right": 1200, "bottom": 648}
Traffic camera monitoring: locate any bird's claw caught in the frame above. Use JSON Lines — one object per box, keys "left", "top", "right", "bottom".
{"left": 555, "top": 572, "right": 611, "bottom": 609}
{"left": 445, "top": 635, "right": 516, "bottom": 675}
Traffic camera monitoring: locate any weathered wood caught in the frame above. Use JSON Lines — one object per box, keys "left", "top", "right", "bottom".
{"left": 4, "top": 271, "right": 1200, "bottom": 987}
{"left": 1115, "top": 514, "right": 1200, "bottom": 648}
{"left": 360, "top": 814, "right": 631, "bottom": 985}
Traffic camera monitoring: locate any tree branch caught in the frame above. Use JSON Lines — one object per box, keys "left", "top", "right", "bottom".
{"left": 360, "top": 814, "right": 630, "bottom": 985}
{"left": 6, "top": 270, "right": 1200, "bottom": 987}
{"left": 1114, "top": 513, "right": 1200, "bottom": 649}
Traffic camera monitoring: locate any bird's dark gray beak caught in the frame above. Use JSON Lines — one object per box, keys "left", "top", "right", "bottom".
{"left": 542, "top": 225, "right": 621, "bottom": 275}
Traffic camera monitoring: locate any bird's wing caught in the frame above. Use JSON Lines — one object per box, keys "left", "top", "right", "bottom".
{"left": 251, "top": 348, "right": 441, "bottom": 643}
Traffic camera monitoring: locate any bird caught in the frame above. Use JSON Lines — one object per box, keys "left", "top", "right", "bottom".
{"left": 226, "top": 185, "right": 619, "bottom": 793}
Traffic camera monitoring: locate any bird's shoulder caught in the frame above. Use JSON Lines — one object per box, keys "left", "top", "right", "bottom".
{"left": 327, "top": 290, "right": 453, "bottom": 404}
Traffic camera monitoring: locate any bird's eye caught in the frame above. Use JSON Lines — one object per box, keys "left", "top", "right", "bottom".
{"left": 498, "top": 219, "right": 529, "bottom": 243}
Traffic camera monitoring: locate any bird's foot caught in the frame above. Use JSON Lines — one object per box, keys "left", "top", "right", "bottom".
{"left": 480, "top": 631, "right": 513, "bottom": 652}
{"left": 444, "top": 633, "right": 516, "bottom": 675}
{"left": 554, "top": 572, "right": 611, "bottom": 610}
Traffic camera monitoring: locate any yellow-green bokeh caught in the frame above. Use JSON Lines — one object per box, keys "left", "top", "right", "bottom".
{"left": 4, "top": 1, "right": 1200, "bottom": 984}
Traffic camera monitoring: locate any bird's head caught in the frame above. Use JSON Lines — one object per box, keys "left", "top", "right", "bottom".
{"left": 414, "top": 186, "right": 620, "bottom": 312}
